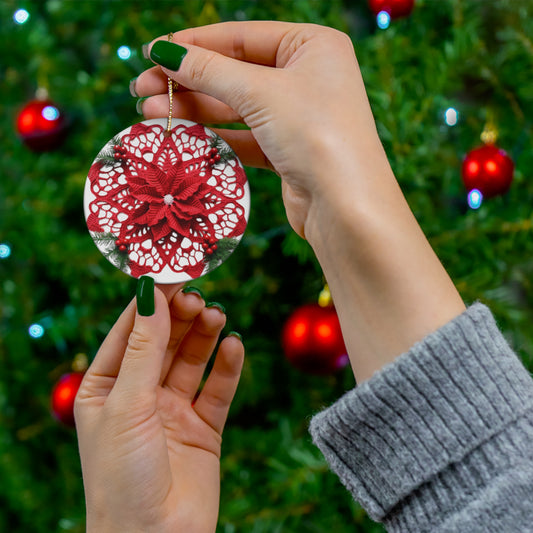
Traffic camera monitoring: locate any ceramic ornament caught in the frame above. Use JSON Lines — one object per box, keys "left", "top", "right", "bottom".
{"left": 84, "top": 118, "right": 250, "bottom": 283}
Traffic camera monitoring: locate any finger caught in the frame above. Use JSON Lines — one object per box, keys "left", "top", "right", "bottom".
{"left": 113, "top": 285, "right": 171, "bottom": 395}
{"left": 138, "top": 90, "right": 270, "bottom": 170}
{"left": 148, "top": 38, "right": 269, "bottom": 120}
{"left": 208, "top": 128, "right": 273, "bottom": 170}
{"left": 193, "top": 335, "right": 244, "bottom": 434}
{"left": 141, "top": 92, "right": 243, "bottom": 124}
{"left": 157, "top": 282, "right": 185, "bottom": 302}
{"left": 81, "top": 283, "right": 181, "bottom": 385}
{"left": 159, "top": 288, "right": 206, "bottom": 384}
{"left": 134, "top": 65, "right": 202, "bottom": 97}
{"left": 134, "top": 65, "right": 173, "bottom": 96}
{"left": 163, "top": 305, "right": 226, "bottom": 400}
{"left": 82, "top": 297, "right": 137, "bottom": 381}
{"left": 168, "top": 21, "right": 295, "bottom": 66}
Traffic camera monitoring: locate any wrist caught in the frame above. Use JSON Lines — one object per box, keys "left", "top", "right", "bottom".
{"left": 303, "top": 139, "right": 397, "bottom": 253}
{"left": 302, "top": 147, "right": 465, "bottom": 382}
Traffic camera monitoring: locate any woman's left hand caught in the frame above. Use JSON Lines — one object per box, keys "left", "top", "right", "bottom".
{"left": 75, "top": 281, "right": 244, "bottom": 533}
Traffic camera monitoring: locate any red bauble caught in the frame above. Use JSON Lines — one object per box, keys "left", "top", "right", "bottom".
{"left": 51, "top": 372, "right": 84, "bottom": 426}
{"left": 16, "top": 99, "right": 67, "bottom": 151}
{"left": 462, "top": 144, "right": 514, "bottom": 198}
{"left": 282, "top": 303, "right": 348, "bottom": 375}
{"left": 368, "top": 0, "right": 415, "bottom": 18}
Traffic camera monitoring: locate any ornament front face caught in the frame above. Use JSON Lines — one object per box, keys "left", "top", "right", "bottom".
{"left": 17, "top": 99, "right": 67, "bottom": 151}
{"left": 462, "top": 144, "right": 514, "bottom": 198}
{"left": 84, "top": 119, "right": 250, "bottom": 283}
{"left": 282, "top": 303, "right": 348, "bottom": 375}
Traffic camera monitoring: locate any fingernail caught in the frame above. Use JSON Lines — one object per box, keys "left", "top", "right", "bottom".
{"left": 150, "top": 41, "right": 188, "bottom": 71}
{"left": 136, "top": 276, "right": 155, "bottom": 316}
{"left": 182, "top": 286, "right": 204, "bottom": 299}
{"left": 228, "top": 331, "right": 242, "bottom": 342}
{"left": 206, "top": 301, "right": 226, "bottom": 314}
{"left": 142, "top": 42, "right": 151, "bottom": 59}
{"left": 129, "top": 77, "right": 138, "bottom": 97}
{"left": 136, "top": 97, "right": 147, "bottom": 115}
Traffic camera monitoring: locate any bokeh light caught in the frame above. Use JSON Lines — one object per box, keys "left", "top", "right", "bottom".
{"left": 28, "top": 323, "right": 45, "bottom": 338}
{"left": 42, "top": 105, "right": 60, "bottom": 121}
{"left": 0, "top": 243, "right": 11, "bottom": 259}
{"left": 467, "top": 189, "right": 483, "bottom": 210}
{"left": 14, "top": 9, "right": 30, "bottom": 24}
{"left": 377, "top": 11, "right": 391, "bottom": 29}
{"left": 444, "top": 107, "right": 459, "bottom": 126}
{"left": 117, "top": 45, "right": 132, "bottom": 60}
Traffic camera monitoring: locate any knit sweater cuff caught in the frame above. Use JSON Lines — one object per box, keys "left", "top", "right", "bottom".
{"left": 309, "top": 303, "right": 533, "bottom": 527}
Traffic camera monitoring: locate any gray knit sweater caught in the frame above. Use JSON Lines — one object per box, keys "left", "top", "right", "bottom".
{"left": 309, "top": 303, "right": 533, "bottom": 532}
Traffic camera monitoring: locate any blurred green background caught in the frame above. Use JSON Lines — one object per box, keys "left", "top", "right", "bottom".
{"left": 2, "top": 0, "right": 533, "bottom": 531}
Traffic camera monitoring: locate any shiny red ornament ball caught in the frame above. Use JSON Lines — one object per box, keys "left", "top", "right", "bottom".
{"left": 282, "top": 303, "right": 348, "bottom": 375}
{"left": 368, "top": 0, "right": 415, "bottom": 18}
{"left": 16, "top": 99, "right": 67, "bottom": 151}
{"left": 462, "top": 144, "right": 514, "bottom": 198}
{"left": 51, "top": 372, "right": 84, "bottom": 426}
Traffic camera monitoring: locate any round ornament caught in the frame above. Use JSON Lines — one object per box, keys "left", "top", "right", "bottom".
{"left": 16, "top": 98, "right": 67, "bottom": 151}
{"left": 282, "top": 303, "right": 348, "bottom": 375}
{"left": 84, "top": 118, "right": 250, "bottom": 283}
{"left": 368, "top": 0, "right": 415, "bottom": 18}
{"left": 462, "top": 144, "right": 514, "bottom": 198}
{"left": 51, "top": 372, "right": 84, "bottom": 426}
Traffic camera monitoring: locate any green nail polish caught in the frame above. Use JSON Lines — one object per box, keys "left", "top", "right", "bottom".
{"left": 136, "top": 276, "right": 155, "bottom": 316}
{"left": 136, "top": 97, "right": 147, "bottom": 115}
{"left": 182, "top": 286, "right": 204, "bottom": 299}
{"left": 206, "top": 301, "right": 226, "bottom": 314}
{"left": 129, "top": 77, "right": 138, "bottom": 97}
{"left": 228, "top": 331, "right": 243, "bottom": 342}
{"left": 150, "top": 41, "right": 188, "bottom": 71}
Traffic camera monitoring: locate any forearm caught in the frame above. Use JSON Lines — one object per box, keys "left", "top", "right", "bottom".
{"left": 304, "top": 141, "right": 465, "bottom": 383}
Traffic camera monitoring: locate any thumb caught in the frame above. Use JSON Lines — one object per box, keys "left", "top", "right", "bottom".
{"left": 148, "top": 40, "right": 265, "bottom": 119}
{"left": 113, "top": 276, "right": 171, "bottom": 395}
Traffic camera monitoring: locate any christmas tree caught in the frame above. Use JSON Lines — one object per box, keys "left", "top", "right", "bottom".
{"left": 2, "top": 1, "right": 533, "bottom": 531}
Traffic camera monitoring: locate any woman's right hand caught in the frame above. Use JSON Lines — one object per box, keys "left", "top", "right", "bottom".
{"left": 134, "top": 21, "right": 465, "bottom": 383}
{"left": 134, "top": 21, "right": 390, "bottom": 241}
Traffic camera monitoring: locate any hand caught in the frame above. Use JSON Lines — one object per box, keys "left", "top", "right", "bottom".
{"left": 134, "top": 22, "right": 465, "bottom": 383}
{"left": 75, "top": 282, "right": 244, "bottom": 533}
{"left": 134, "top": 21, "right": 384, "bottom": 240}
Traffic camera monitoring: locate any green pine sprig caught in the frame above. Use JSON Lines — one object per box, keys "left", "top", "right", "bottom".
{"left": 203, "top": 237, "right": 240, "bottom": 272}
{"left": 94, "top": 136, "right": 125, "bottom": 166}
{"left": 208, "top": 136, "right": 238, "bottom": 166}
{"left": 92, "top": 232, "right": 130, "bottom": 271}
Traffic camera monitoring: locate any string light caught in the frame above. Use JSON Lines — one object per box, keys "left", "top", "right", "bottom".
{"left": 42, "top": 105, "right": 60, "bottom": 121}
{"left": 376, "top": 11, "right": 391, "bottom": 29}
{"left": 0, "top": 243, "right": 11, "bottom": 259}
{"left": 14, "top": 9, "right": 30, "bottom": 24}
{"left": 28, "top": 323, "right": 45, "bottom": 339}
{"left": 467, "top": 189, "right": 483, "bottom": 210}
{"left": 117, "top": 45, "right": 132, "bottom": 60}
{"left": 444, "top": 107, "right": 459, "bottom": 126}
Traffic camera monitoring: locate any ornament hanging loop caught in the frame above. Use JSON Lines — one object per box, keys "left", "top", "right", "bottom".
{"left": 480, "top": 111, "right": 498, "bottom": 145}
{"left": 318, "top": 283, "right": 332, "bottom": 307}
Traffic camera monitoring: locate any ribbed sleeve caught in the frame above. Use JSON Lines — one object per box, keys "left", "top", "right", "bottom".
{"left": 309, "top": 303, "right": 533, "bottom": 532}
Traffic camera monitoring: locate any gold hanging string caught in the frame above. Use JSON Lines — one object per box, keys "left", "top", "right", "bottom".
{"left": 165, "top": 32, "right": 178, "bottom": 137}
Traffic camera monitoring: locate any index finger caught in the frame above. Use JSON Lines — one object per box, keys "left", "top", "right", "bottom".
{"left": 156, "top": 20, "right": 296, "bottom": 67}
{"left": 135, "top": 21, "right": 296, "bottom": 98}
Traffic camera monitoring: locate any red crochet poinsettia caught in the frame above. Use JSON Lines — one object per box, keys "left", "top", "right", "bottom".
{"left": 87, "top": 121, "right": 247, "bottom": 279}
